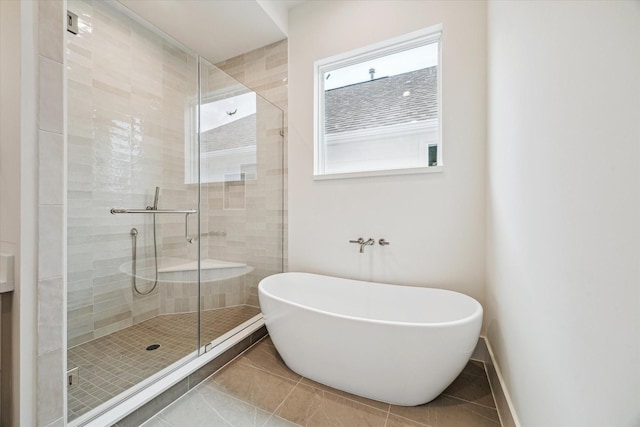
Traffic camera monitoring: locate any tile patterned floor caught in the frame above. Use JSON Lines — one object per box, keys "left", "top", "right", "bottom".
{"left": 142, "top": 337, "right": 501, "bottom": 427}
{"left": 68, "top": 305, "right": 261, "bottom": 421}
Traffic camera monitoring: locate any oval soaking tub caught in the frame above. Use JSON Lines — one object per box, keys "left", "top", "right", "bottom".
{"left": 258, "top": 272, "right": 483, "bottom": 406}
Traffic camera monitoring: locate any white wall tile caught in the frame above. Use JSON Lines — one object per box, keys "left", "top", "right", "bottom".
{"left": 65, "top": 3, "right": 286, "bottom": 348}
{"left": 37, "top": 349, "right": 63, "bottom": 427}
{"left": 39, "top": 57, "right": 63, "bottom": 134}
{"left": 38, "top": 0, "right": 63, "bottom": 63}
{"left": 66, "top": 0, "right": 197, "bottom": 343}
{"left": 43, "top": 417, "right": 64, "bottom": 427}
{"left": 38, "top": 205, "right": 63, "bottom": 279}
{"left": 37, "top": 276, "right": 63, "bottom": 356}
{"left": 38, "top": 131, "right": 64, "bottom": 205}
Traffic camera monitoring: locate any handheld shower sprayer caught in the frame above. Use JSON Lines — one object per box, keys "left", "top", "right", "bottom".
{"left": 148, "top": 186, "right": 160, "bottom": 210}
{"left": 153, "top": 186, "right": 160, "bottom": 210}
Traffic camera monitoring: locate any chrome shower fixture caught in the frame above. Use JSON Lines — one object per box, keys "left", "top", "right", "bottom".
{"left": 349, "top": 237, "right": 375, "bottom": 253}
{"left": 147, "top": 186, "right": 160, "bottom": 210}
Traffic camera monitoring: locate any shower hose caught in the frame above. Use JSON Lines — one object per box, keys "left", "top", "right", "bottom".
{"left": 130, "top": 212, "right": 159, "bottom": 295}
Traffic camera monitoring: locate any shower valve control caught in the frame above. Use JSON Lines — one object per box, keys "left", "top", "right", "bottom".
{"left": 378, "top": 239, "right": 390, "bottom": 246}
{"left": 349, "top": 237, "right": 375, "bottom": 253}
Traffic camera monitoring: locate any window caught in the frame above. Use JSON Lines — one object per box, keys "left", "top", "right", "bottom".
{"left": 314, "top": 25, "right": 442, "bottom": 178}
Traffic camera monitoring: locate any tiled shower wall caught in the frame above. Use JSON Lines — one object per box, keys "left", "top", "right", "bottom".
{"left": 27, "top": 1, "right": 287, "bottom": 425}
{"left": 201, "top": 57, "right": 285, "bottom": 308}
{"left": 66, "top": 1, "right": 288, "bottom": 348}
{"left": 37, "top": 1, "right": 66, "bottom": 425}
{"left": 215, "top": 39, "right": 288, "bottom": 116}
{"left": 66, "top": 0, "right": 200, "bottom": 347}
{"left": 213, "top": 40, "right": 289, "bottom": 303}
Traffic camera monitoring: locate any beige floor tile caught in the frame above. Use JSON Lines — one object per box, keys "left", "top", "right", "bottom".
{"left": 462, "top": 360, "right": 488, "bottom": 378}
{"left": 68, "top": 305, "right": 260, "bottom": 421}
{"left": 298, "top": 377, "right": 390, "bottom": 412}
{"left": 262, "top": 415, "right": 303, "bottom": 427}
{"left": 148, "top": 390, "right": 263, "bottom": 426}
{"left": 390, "top": 395, "right": 500, "bottom": 427}
{"left": 261, "top": 338, "right": 389, "bottom": 412}
{"left": 442, "top": 371, "right": 497, "bottom": 408}
{"left": 140, "top": 337, "right": 502, "bottom": 427}
{"left": 261, "top": 336, "right": 276, "bottom": 347}
{"left": 275, "top": 383, "right": 389, "bottom": 427}
{"left": 141, "top": 416, "right": 174, "bottom": 427}
{"left": 237, "top": 339, "right": 302, "bottom": 382}
{"left": 207, "top": 362, "right": 299, "bottom": 413}
{"left": 385, "top": 414, "right": 430, "bottom": 427}
{"left": 153, "top": 386, "right": 272, "bottom": 426}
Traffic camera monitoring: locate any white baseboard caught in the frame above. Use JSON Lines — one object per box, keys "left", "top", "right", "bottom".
{"left": 483, "top": 337, "right": 521, "bottom": 427}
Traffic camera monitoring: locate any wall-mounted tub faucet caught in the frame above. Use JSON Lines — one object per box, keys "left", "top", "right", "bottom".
{"left": 349, "top": 237, "right": 375, "bottom": 253}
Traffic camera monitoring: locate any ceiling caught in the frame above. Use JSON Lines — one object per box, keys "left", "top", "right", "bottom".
{"left": 117, "top": 0, "right": 305, "bottom": 64}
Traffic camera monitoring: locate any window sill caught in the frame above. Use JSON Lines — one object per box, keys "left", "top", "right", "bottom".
{"left": 313, "top": 165, "right": 444, "bottom": 181}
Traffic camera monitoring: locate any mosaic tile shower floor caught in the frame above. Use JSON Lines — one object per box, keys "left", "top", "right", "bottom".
{"left": 142, "top": 337, "right": 501, "bottom": 427}
{"left": 67, "top": 305, "right": 261, "bottom": 421}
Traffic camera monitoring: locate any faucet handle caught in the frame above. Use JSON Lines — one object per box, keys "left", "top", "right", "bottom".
{"left": 349, "top": 238, "right": 365, "bottom": 244}
{"left": 378, "top": 238, "right": 390, "bottom": 246}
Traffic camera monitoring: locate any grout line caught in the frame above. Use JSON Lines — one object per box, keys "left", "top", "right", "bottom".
{"left": 257, "top": 337, "right": 394, "bottom": 417}
{"left": 189, "top": 340, "right": 257, "bottom": 388}
{"left": 194, "top": 388, "right": 236, "bottom": 427}
{"left": 150, "top": 414, "right": 178, "bottom": 427}
{"left": 385, "top": 412, "right": 431, "bottom": 427}
{"left": 138, "top": 387, "right": 192, "bottom": 427}
{"left": 437, "top": 392, "right": 500, "bottom": 425}
{"left": 440, "top": 392, "right": 497, "bottom": 410}
{"left": 68, "top": 306, "right": 259, "bottom": 421}
{"left": 383, "top": 406, "right": 390, "bottom": 427}
{"left": 298, "top": 377, "right": 391, "bottom": 415}
{"left": 141, "top": 331, "right": 264, "bottom": 426}
{"left": 234, "top": 351, "right": 303, "bottom": 384}
{"left": 262, "top": 375, "right": 304, "bottom": 426}
{"left": 257, "top": 337, "right": 390, "bottom": 417}
{"left": 235, "top": 359, "right": 301, "bottom": 383}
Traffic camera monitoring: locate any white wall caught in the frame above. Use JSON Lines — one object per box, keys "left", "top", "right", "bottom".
{"left": 0, "top": 1, "right": 25, "bottom": 425}
{"left": 0, "top": 1, "right": 41, "bottom": 425}
{"left": 486, "top": 1, "right": 640, "bottom": 425}
{"left": 0, "top": 0, "right": 21, "bottom": 252}
{"left": 288, "top": 1, "right": 487, "bottom": 306}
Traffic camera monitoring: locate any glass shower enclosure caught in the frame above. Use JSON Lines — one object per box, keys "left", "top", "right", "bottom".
{"left": 65, "top": 1, "right": 283, "bottom": 423}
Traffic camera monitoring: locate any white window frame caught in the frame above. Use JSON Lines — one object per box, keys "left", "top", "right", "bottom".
{"left": 313, "top": 24, "right": 443, "bottom": 180}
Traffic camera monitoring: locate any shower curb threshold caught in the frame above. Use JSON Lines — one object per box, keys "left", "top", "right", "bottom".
{"left": 75, "top": 318, "right": 266, "bottom": 427}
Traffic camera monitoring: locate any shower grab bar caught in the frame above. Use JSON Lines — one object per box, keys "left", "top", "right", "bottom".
{"left": 110, "top": 208, "right": 197, "bottom": 215}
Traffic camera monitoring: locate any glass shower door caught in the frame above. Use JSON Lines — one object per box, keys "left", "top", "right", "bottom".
{"left": 66, "top": 0, "right": 201, "bottom": 422}
{"left": 197, "top": 58, "right": 284, "bottom": 350}
{"left": 66, "top": 1, "right": 283, "bottom": 424}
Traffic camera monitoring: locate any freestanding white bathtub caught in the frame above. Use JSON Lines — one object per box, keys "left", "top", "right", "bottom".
{"left": 258, "top": 272, "right": 483, "bottom": 406}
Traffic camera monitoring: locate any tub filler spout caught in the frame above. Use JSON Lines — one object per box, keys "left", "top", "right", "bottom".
{"left": 349, "top": 237, "right": 375, "bottom": 253}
